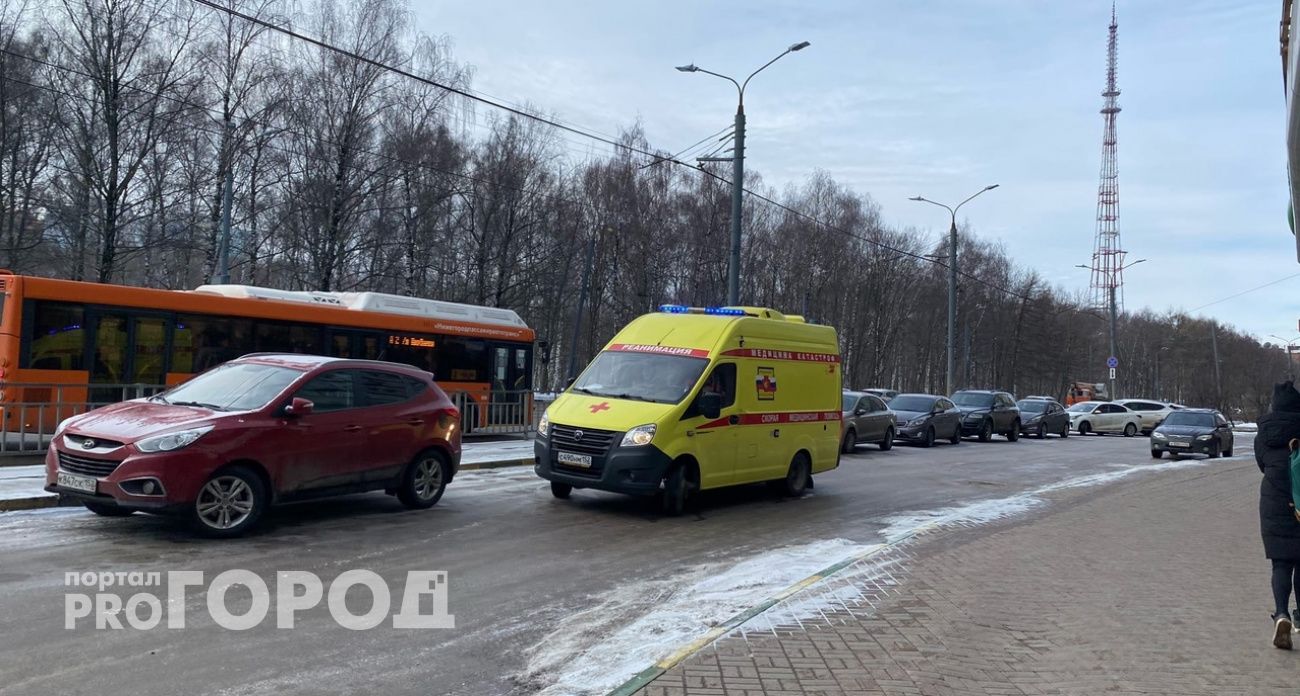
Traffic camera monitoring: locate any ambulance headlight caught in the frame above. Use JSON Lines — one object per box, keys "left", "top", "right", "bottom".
{"left": 537, "top": 411, "right": 550, "bottom": 438}
{"left": 621, "top": 424, "right": 656, "bottom": 447}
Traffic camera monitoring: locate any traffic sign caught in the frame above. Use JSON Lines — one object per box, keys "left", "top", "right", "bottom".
{"left": 1106, "top": 356, "right": 1118, "bottom": 369}
{"left": 1109, "top": 367, "right": 1116, "bottom": 380}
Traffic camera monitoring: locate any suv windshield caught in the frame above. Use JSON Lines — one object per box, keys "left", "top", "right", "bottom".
{"left": 889, "top": 395, "right": 935, "bottom": 412}
{"left": 157, "top": 362, "right": 301, "bottom": 411}
{"left": 951, "top": 392, "right": 995, "bottom": 408}
{"left": 571, "top": 351, "right": 708, "bottom": 405}
{"left": 1161, "top": 412, "right": 1215, "bottom": 428}
{"left": 1017, "top": 400, "right": 1048, "bottom": 412}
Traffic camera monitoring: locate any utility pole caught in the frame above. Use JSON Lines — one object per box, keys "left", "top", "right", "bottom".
{"left": 676, "top": 41, "right": 810, "bottom": 306}
{"left": 1210, "top": 323, "right": 1222, "bottom": 410}
{"left": 1108, "top": 284, "right": 1119, "bottom": 398}
{"left": 215, "top": 120, "right": 235, "bottom": 285}
{"left": 729, "top": 105, "right": 744, "bottom": 305}
{"left": 566, "top": 231, "right": 598, "bottom": 383}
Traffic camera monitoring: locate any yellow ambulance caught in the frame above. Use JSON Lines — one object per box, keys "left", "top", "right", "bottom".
{"left": 534, "top": 305, "right": 842, "bottom": 514}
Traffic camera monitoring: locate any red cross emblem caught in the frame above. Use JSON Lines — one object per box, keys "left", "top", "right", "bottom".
{"left": 589, "top": 401, "right": 611, "bottom": 414}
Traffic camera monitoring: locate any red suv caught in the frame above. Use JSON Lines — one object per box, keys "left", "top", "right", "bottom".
{"left": 45, "top": 354, "right": 461, "bottom": 537}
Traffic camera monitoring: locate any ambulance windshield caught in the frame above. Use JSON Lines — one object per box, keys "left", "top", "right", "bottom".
{"left": 571, "top": 351, "right": 709, "bottom": 405}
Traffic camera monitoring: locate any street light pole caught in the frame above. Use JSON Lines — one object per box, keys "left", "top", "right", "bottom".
{"left": 1075, "top": 257, "right": 1146, "bottom": 399}
{"left": 909, "top": 185, "right": 999, "bottom": 395}
{"left": 677, "top": 41, "right": 810, "bottom": 306}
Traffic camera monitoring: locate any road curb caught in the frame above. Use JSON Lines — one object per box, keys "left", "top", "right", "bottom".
{"left": 459, "top": 457, "right": 532, "bottom": 471}
{"left": 605, "top": 520, "right": 943, "bottom": 696}
{"left": 0, "top": 495, "right": 63, "bottom": 512}
{"left": 0, "top": 457, "right": 535, "bottom": 514}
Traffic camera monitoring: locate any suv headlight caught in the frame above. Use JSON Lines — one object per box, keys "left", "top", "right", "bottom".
{"left": 1152, "top": 431, "right": 1167, "bottom": 440}
{"left": 621, "top": 424, "right": 656, "bottom": 447}
{"left": 1196, "top": 434, "right": 1212, "bottom": 441}
{"left": 906, "top": 416, "right": 928, "bottom": 427}
{"left": 537, "top": 411, "right": 550, "bottom": 438}
{"left": 135, "top": 426, "right": 213, "bottom": 453}
{"left": 54, "top": 417, "right": 76, "bottom": 437}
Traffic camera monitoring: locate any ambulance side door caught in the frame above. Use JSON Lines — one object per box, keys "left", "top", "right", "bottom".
{"left": 686, "top": 362, "right": 739, "bottom": 489}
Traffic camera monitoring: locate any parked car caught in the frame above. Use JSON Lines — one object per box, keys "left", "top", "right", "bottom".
{"left": 951, "top": 390, "right": 1021, "bottom": 442}
{"left": 1066, "top": 400, "right": 1141, "bottom": 436}
{"left": 1150, "top": 408, "right": 1234, "bottom": 459}
{"left": 888, "top": 394, "right": 962, "bottom": 448}
{"left": 45, "top": 354, "right": 462, "bottom": 537}
{"left": 1113, "top": 398, "right": 1178, "bottom": 434}
{"left": 1016, "top": 397, "right": 1071, "bottom": 438}
{"left": 862, "top": 388, "right": 899, "bottom": 402}
{"left": 841, "top": 391, "right": 897, "bottom": 453}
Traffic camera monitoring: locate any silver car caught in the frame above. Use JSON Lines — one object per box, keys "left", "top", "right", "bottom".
{"left": 841, "top": 391, "right": 897, "bottom": 453}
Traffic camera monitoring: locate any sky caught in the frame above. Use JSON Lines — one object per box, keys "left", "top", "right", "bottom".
{"left": 415, "top": 0, "right": 1295, "bottom": 342}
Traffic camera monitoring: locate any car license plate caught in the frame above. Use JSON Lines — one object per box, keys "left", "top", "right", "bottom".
{"left": 1169, "top": 441, "right": 1189, "bottom": 448}
{"left": 556, "top": 451, "right": 592, "bottom": 468}
{"left": 57, "top": 471, "right": 97, "bottom": 493}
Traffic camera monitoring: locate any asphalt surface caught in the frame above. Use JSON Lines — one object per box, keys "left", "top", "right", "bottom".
{"left": 0, "top": 432, "right": 1247, "bottom": 696}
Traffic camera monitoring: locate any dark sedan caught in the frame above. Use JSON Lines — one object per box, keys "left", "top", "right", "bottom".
{"left": 1150, "top": 408, "right": 1235, "bottom": 459}
{"left": 1016, "top": 398, "right": 1071, "bottom": 438}
{"left": 889, "top": 394, "right": 962, "bottom": 448}
{"left": 952, "top": 390, "right": 1021, "bottom": 442}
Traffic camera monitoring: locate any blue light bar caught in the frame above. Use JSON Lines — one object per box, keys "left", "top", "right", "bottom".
{"left": 704, "top": 307, "right": 746, "bottom": 316}
{"left": 658, "top": 304, "right": 691, "bottom": 314}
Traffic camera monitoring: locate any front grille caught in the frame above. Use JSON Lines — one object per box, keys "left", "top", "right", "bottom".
{"left": 550, "top": 423, "right": 619, "bottom": 456}
{"left": 58, "top": 451, "right": 122, "bottom": 478}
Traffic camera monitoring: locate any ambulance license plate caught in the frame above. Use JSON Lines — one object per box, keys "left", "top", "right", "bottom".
{"left": 57, "top": 471, "right": 97, "bottom": 493}
{"left": 557, "top": 451, "right": 592, "bottom": 468}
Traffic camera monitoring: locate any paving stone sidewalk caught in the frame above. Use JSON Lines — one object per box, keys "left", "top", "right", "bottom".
{"left": 639, "top": 459, "right": 1298, "bottom": 695}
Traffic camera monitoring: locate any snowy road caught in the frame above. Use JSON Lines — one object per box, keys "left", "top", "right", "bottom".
{"left": 0, "top": 434, "right": 1245, "bottom": 696}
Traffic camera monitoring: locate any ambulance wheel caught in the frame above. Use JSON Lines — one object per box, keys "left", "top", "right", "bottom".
{"left": 879, "top": 428, "right": 894, "bottom": 451}
{"left": 840, "top": 429, "right": 856, "bottom": 454}
{"left": 661, "top": 461, "right": 696, "bottom": 516}
{"left": 782, "top": 452, "right": 811, "bottom": 497}
{"left": 550, "top": 482, "right": 572, "bottom": 499}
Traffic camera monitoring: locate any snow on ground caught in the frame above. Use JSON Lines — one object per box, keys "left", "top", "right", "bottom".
{"left": 522, "top": 538, "right": 877, "bottom": 696}
{"left": 524, "top": 453, "right": 1246, "bottom": 695}
{"left": 1232, "top": 422, "right": 1258, "bottom": 432}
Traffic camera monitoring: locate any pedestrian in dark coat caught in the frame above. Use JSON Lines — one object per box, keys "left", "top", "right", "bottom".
{"left": 1254, "top": 380, "right": 1300, "bottom": 649}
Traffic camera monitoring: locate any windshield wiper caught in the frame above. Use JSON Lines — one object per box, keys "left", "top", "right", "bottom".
{"left": 169, "top": 400, "right": 227, "bottom": 411}
{"left": 608, "top": 393, "right": 660, "bottom": 404}
{"left": 148, "top": 395, "right": 170, "bottom": 404}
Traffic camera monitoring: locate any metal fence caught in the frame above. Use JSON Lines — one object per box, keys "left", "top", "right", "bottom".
{"left": 0, "top": 383, "right": 168, "bottom": 455}
{"left": 0, "top": 382, "right": 537, "bottom": 455}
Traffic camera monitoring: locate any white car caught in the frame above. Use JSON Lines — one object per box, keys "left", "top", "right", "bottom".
{"left": 1066, "top": 401, "right": 1143, "bottom": 436}
{"left": 1112, "top": 399, "right": 1178, "bottom": 434}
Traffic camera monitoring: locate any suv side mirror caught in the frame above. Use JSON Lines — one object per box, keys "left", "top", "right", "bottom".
{"left": 284, "top": 397, "right": 314, "bottom": 417}
{"left": 697, "top": 392, "right": 723, "bottom": 420}
{"left": 855, "top": 407, "right": 868, "bottom": 416}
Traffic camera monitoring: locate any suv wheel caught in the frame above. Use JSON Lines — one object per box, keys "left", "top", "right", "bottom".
{"left": 920, "top": 426, "right": 936, "bottom": 448}
{"left": 978, "top": 420, "right": 993, "bottom": 443}
{"left": 1078, "top": 421, "right": 1091, "bottom": 436}
{"left": 1123, "top": 423, "right": 1137, "bottom": 438}
{"left": 841, "top": 429, "right": 856, "bottom": 454}
{"left": 1036, "top": 424, "right": 1047, "bottom": 439}
{"left": 1006, "top": 421, "right": 1020, "bottom": 442}
{"left": 398, "top": 450, "right": 450, "bottom": 509}
{"left": 190, "top": 466, "right": 267, "bottom": 538}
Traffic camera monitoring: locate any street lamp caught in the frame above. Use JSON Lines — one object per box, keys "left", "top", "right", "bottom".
{"left": 1270, "top": 334, "right": 1300, "bottom": 379}
{"left": 676, "top": 41, "right": 811, "bottom": 306}
{"left": 908, "top": 184, "right": 999, "bottom": 395}
{"left": 1075, "top": 257, "right": 1146, "bottom": 398}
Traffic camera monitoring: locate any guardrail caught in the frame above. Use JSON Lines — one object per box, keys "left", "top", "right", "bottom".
{"left": 0, "top": 383, "right": 168, "bottom": 455}
{"left": 0, "top": 382, "right": 536, "bottom": 455}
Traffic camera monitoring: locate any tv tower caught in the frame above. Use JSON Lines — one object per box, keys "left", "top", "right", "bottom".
{"left": 1084, "top": 2, "right": 1141, "bottom": 399}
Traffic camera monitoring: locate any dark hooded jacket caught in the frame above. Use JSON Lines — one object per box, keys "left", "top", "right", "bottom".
{"left": 1254, "top": 381, "right": 1300, "bottom": 559}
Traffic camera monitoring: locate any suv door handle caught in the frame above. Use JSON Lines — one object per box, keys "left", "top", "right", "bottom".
{"left": 344, "top": 425, "right": 362, "bottom": 432}
{"left": 406, "top": 418, "right": 425, "bottom": 426}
